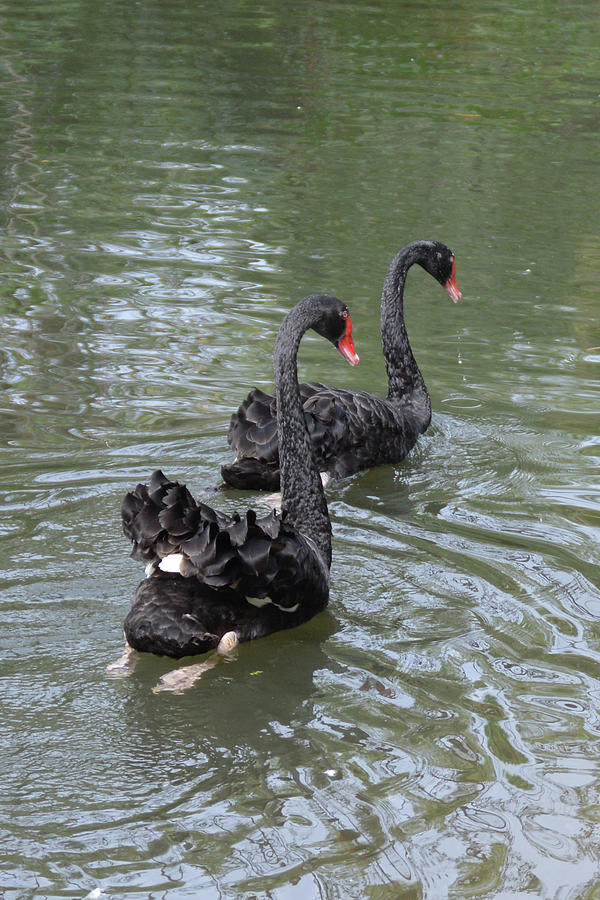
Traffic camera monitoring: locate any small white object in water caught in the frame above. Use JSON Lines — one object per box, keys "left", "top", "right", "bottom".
{"left": 85, "top": 889, "right": 105, "bottom": 900}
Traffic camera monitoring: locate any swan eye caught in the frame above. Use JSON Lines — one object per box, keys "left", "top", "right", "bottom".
{"left": 342, "top": 310, "right": 349, "bottom": 319}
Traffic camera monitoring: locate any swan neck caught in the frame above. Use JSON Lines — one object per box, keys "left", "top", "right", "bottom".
{"left": 380, "top": 244, "right": 430, "bottom": 417}
{"left": 274, "top": 305, "right": 332, "bottom": 566}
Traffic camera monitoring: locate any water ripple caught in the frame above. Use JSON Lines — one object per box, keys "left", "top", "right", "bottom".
{"left": 2, "top": 0, "right": 600, "bottom": 896}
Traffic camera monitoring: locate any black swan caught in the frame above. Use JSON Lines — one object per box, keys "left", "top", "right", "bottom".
{"left": 221, "top": 240, "right": 461, "bottom": 491}
{"left": 118, "top": 294, "right": 359, "bottom": 661}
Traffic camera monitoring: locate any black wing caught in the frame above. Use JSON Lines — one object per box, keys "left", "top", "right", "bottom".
{"left": 122, "top": 470, "right": 328, "bottom": 607}
{"left": 221, "top": 383, "right": 422, "bottom": 490}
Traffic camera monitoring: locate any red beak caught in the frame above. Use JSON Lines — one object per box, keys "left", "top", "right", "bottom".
{"left": 443, "top": 258, "right": 462, "bottom": 303}
{"left": 335, "top": 316, "right": 360, "bottom": 366}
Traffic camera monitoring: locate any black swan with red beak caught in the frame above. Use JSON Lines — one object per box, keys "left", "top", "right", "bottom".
{"left": 222, "top": 241, "right": 461, "bottom": 491}
{"left": 120, "top": 294, "right": 359, "bottom": 659}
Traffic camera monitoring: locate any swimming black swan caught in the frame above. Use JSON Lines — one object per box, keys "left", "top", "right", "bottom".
{"left": 119, "top": 294, "right": 359, "bottom": 660}
{"left": 221, "top": 240, "right": 461, "bottom": 491}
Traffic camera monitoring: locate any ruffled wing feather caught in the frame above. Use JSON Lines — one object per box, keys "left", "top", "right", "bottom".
{"left": 122, "top": 470, "right": 328, "bottom": 609}
{"left": 221, "top": 382, "right": 423, "bottom": 489}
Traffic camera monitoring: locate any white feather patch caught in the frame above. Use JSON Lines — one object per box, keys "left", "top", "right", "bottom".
{"left": 158, "top": 553, "right": 185, "bottom": 574}
{"left": 246, "top": 596, "right": 272, "bottom": 608}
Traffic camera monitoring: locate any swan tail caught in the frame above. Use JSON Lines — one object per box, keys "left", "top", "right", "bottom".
{"left": 226, "top": 386, "right": 279, "bottom": 461}
{"left": 122, "top": 470, "right": 325, "bottom": 607}
{"left": 123, "top": 574, "right": 222, "bottom": 658}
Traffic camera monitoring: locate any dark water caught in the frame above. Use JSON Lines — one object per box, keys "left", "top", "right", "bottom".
{"left": 1, "top": 1, "right": 600, "bottom": 897}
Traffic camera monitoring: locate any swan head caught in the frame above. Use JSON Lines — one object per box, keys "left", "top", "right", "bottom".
{"left": 309, "top": 294, "right": 360, "bottom": 366}
{"left": 422, "top": 242, "right": 462, "bottom": 303}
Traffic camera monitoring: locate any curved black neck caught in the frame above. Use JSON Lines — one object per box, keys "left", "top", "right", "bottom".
{"left": 275, "top": 302, "right": 332, "bottom": 566}
{"left": 380, "top": 242, "right": 433, "bottom": 422}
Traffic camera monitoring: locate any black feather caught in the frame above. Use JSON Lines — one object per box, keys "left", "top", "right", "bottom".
{"left": 222, "top": 242, "right": 459, "bottom": 490}
{"left": 120, "top": 294, "right": 356, "bottom": 659}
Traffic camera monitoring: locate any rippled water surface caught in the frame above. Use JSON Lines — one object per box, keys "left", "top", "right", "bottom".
{"left": 1, "top": 1, "right": 600, "bottom": 898}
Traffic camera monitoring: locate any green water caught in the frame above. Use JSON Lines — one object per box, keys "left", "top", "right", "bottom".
{"left": 1, "top": 1, "right": 599, "bottom": 897}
